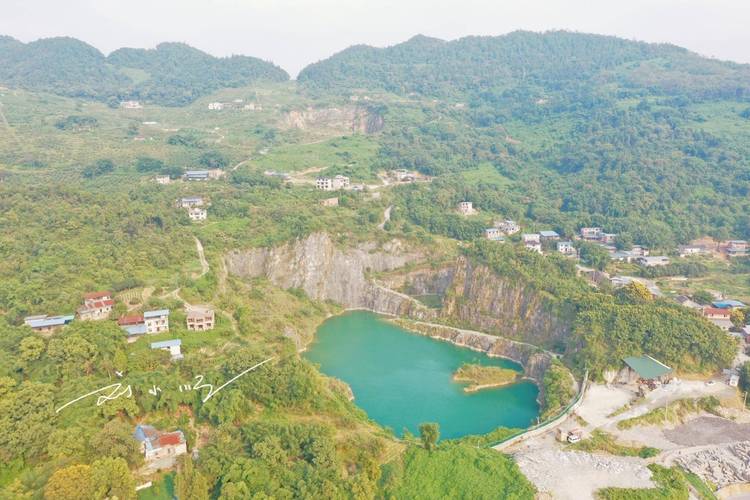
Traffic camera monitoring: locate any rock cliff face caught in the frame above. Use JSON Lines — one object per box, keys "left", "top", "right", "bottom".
{"left": 387, "top": 257, "right": 570, "bottom": 347}
{"left": 224, "top": 233, "right": 435, "bottom": 318}
{"left": 226, "top": 235, "right": 569, "bottom": 348}
{"left": 282, "top": 105, "right": 384, "bottom": 134}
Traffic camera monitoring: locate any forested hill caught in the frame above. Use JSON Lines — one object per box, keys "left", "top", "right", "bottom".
{"left": 0, "top": 36, "right": 288, "bottom": 106}
{"left": 298, "top": 31, "right": 750, "bottom": 99}
{"left": 107, "top": 43, "right": 289, "bottom": 105}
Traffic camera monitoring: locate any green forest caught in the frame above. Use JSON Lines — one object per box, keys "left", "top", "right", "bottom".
{"left": 0, "top": 37, "right": 288, "bottom": 105}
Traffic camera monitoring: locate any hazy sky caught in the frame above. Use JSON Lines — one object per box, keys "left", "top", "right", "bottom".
{"left": 1, "top": 0, "right": 748, "bottom": 76}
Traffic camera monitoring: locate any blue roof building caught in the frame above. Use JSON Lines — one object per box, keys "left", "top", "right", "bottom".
{"left": 143, "top": 309, "right": 170, "bottom": 335}
{"left": 24, "top": 314, "right": 74, "bottom": 332}
{"left": 151, "top": 338, "right": 183, "bottom": 360}
{"left": 133, "top": 425, "right": 187, "bottom": 463}
{"left": 540, "top": 230, "right": 560, "bottom": 240}
{"left": 144, "top": 309, "right": 170, "bottom": 319}
{"left": 712, "top": 300, "right": 746, "bottom": 309}
{"left": 150, "top": 339, "right": 181, "bottom": 349}
{"left": 185, "top": 170, "right": 209, "bottom": 181}
{"left": 122, "top": 323, "right": 148, "bottom": 337}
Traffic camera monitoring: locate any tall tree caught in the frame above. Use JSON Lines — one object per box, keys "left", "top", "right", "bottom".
{"left": 419, "top": 423, "right": 439, "bottom": 452}
{"left": 91, "top": 457, "right": 136, "bottom": 500}
{"left": 44, "top": 464, "right": 94, "bottom": 500}
{"left": 176, "top": 455, "right": 209, "bottom": 500}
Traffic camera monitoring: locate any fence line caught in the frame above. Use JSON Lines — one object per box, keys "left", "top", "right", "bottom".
{"left": 488, "top": 370, "right": 589, "bottom": 450}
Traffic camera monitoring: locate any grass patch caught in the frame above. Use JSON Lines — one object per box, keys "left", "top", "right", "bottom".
{"left": 412, "top": 293, "right": 443, "bottom": 309}
{"left": 453, "top": 363, "right": 519, "bottom": 392}
{"left": 453, "top": 426, "right": 521, "bottom": 447}
{"left": 569, "top": 430, "right": 659, "bottom": 458}
{"left": 607, "top": 396, "right": 644, "bottom": 418}
{"left": 137, "top": 472, "right": 175, "bottom": 500}
{"left": 617, "top": 397, "right": 721, "bottom": 430}
{"left": 381, "top": 442, "right": 536, "bottom": 500}
{"left": 597, "top": 464, "right": 716, "bottom": 500}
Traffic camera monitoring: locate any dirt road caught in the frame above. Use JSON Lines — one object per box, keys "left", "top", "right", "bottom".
{"left": 193, "top": 237, "right": 209, "bottom": 279}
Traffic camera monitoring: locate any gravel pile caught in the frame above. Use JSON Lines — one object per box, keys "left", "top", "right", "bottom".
{"left": 664, "top": 416, "right": 750, "bottom": 446}
{"left": 676, "top": 441, "right": 750, "bottom": 488}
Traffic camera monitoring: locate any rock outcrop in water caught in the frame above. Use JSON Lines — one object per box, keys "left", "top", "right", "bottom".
{"left": 394, "top": 320, "right": 556, "bottom": 390}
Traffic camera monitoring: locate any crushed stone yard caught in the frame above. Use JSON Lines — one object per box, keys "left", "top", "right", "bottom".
{"left": 511, "top": 433, "right": 654, "bottom": 500}
{"left": 507, "top": 382, "right": 750, "bottom": 498}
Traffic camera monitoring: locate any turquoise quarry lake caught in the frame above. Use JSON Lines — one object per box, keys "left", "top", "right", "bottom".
{"left": 304, "top": 311, "right": 540, "bottom": 439}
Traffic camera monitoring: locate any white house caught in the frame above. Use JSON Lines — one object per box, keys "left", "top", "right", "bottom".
{"left": 188, "top": 207, "right": 207, "bottom": 222}
{"left": 151, "top": 339, "right": 183, "bottom": 361}
{"left": 636, "top": 256, "right": 670, "bottom": 267}
{"left": 557, "top": 241, "right": 575, "bottom": 255}
{"left": 522, "top": 233, "right": 541, "bottom": 244}
{"left": 580, "top": 227, "right": 603, "bottom": 240}
{"left": 144, "top": 309, "right": 169, "bottom": 334}
{"left": 133, "top": 425, "right": 186, "bottom": 466}
{"left": 120, "top": 100, "right": 142, "bottom": 109}
{"left": 457, "top": 201, "right": 475, "bottom": 215}
{"left": 485, "top": 228, "right": 504, "bottom": 241}
{"left": 315, "top": 175, "right": 350, "bottom": 191}
{"left": 525, "top": 241, "right": 542, "bottom": 253}
{"left": 496, "top": 219, "right": 520, "bottom": 235}
{"left": 179, "top": 197, "right": 204, "bottom": 208}
{"left": 601, "top": 233, "right": 617, "bottom": 244}
{"left": 678, "top": 245, "right": 707, "bottom": 258}
{"left": 725, "top": 240, "right": 748, "bottom": 258}
{"left": 154, "top": 175, "right": 171, "bottom": 185}
{"left": 208, "top": 102, "right": 224, "bottom": 110}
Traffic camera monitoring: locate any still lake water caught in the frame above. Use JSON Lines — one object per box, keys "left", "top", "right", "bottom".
{"left": 304, "top": 311, "right": 540, "bottom": 439}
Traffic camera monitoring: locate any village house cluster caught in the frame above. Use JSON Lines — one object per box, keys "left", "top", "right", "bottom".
{"left": 179, "top": 196, "right": 208, "bottom": 222}
{"left": 153, "top": 168, "right": 224, "bottom": 186}
{"left": 23, "top": 287, "right": 217, "bottom": 362}
{"left": 207, "top": 98, "right": 262, "bottom": 111}
{"left": 118, "top": 309, "right": 170, "bottom": 342}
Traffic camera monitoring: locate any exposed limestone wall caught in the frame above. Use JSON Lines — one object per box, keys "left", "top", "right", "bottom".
{"left": 386, "top": 257, "right": 569, "bottom": 346}
{"left": 226, "top": 235, "right": 568, "bottom": 347}
{"left": 224, "top": 233, "right": 435, "bottom": 318}
{"left": 282, "top": 105, "right": 384, "bottom": 134}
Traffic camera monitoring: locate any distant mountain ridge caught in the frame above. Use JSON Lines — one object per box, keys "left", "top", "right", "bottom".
{"left": 298, "top": 31, "right": 750, "bottom": 99}
{"left": 0, "top": 36, "right": 289, "bottom": 106}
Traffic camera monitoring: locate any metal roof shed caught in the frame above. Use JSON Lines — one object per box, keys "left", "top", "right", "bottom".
{"left": 623, "top": 355, "right": 672, "bottom": 380}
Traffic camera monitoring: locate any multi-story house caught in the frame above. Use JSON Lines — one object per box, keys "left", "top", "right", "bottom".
{"left": 77, "top": 291, "right": 114, "bottom": 321}
{"left": 186, "top": 306, "right": 215, "bottom": 331}
{"left": 144, "top": 309, "right": 170, "bottom": 334}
